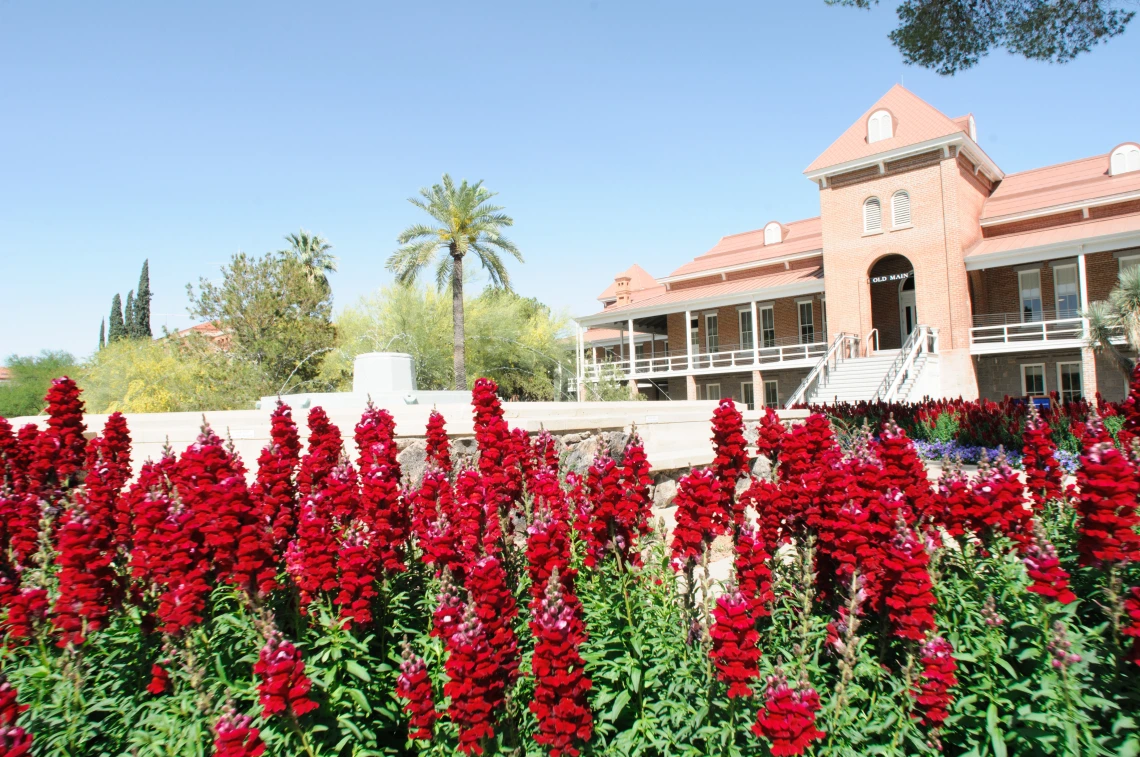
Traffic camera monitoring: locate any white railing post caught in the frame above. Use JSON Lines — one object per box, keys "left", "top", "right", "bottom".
{"left": 750, "top": 300, "right": 760, "bottom": 366}
{"left": 627, "top": 318, "right": 636, "bottom": 377}
{"left": 685, "top": 309, "right": 694, "bottom": 371}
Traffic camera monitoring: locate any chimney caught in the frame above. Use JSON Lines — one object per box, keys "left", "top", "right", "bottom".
{"left": 614, "top": 275, "right": 632, "bottom": 306}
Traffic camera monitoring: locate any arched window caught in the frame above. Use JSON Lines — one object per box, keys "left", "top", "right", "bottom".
{"left": 1110, "top": 144, "right": 1140, "bottom": 176}
{"left": 864, "top": 197, "right": 882, "bottom": 233}
{"left": 764, "top": 222, "right": 782, "bottom": 245}
{"left": 868, "top": 110, "right": 893, "bottom": 143}
{"left": 891, "top": 191, "right": 911, "bottom": 227}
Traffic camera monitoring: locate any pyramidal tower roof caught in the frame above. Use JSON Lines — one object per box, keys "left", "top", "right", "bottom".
{"left": 805, "top": 84, "right": 971, "bottom": 174}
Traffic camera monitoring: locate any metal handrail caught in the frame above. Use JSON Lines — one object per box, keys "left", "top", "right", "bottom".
{"left": 871, "top": 326, "right": 938, "bottom": 403}
{"left": 784, "top": 332, "right": 859, "bottom": 408}
{"left": 864, "top": 328, "right": 879, "bottom": 355}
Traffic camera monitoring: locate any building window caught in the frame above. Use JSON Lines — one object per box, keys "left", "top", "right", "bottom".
{"left": 867, "top": 110, "right": 893, "bottom": 143}
{"left": 1054, "top": 263, "right": 1079, "bottom": 319}
{"left": 1120, "top": 255, "right": 1140, "bottom": 277}
{"left": 763, "top": 379, "right": 779, "bottom": 408}
{"left": 689, "top": 317, "right": 699, "bottom": 354}
{"left": 1021, "top": 364, "right": 1046, "bottom": 398}
{"left": 759, "top": 305, "right": 776, "bottom": 348}
{"left": 764, "top": 222, "right": 782, "bottom": 245}
{"left": 739, "top": 308, "right": 754, "bottom": 351}
{"left": 741, "top": 381, "right": 755, "bottom": 411}
{"left": 1110, "top": 144, "right": 1140, "bottom": 176}
{"left": 1018, "top": 269, "right": 1043, "bottom": 323}
{"left": 891, "top": 191, "right": 911, "bottom": 227}
{"left": 864, "top": 197, "right": 882, "bottom": 233}
{"left": 1057, "top": 363, "right": 1082, "bottom": 403}
{"left": 705, "top": 313, "right": 719, "bottom": 353}
{"left": 798, "top": 300, "right": 815, "bottom": 343}
{"left": 705, "top": 383, "right": 721, "bottom": 401}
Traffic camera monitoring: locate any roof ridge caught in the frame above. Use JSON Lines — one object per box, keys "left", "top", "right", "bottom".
{"left": 1000, "top": 152, "right": 1109, "bottom": 179}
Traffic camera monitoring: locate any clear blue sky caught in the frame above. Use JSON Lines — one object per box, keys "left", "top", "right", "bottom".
{"left": 2, "top": 1, "right": 1138, "bottom": 358}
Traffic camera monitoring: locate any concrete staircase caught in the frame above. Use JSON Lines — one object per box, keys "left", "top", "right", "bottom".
{"left": 806, "top": 351, "right": 900, "bottom": 404}
{"left": 896, "top": 352, "right": 938, "bottom": 403}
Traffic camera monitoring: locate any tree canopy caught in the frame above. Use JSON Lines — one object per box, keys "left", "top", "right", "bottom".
{"left": 828, "top": 0, "right": 1134, "bottom": 75}
{"left": 0, "top": 351, "right": 79, "bottom": 417}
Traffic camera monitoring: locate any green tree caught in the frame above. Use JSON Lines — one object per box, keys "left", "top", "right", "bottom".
{"left": 0, "top": 351, "right": 78, "bottom": 417}
{"left": 186, "top": 250, "right": 336, "bottom": 395}
{"left": 79, "top": 337, "right": 265, "bottom": 413}
{"left": 134, "top": 259, "right": 152, "bottom": 338}
{"left": 387, "top": 175, "right": 523, "bottom": 390}
{"left": 827, "top": 0, "right": 1133, "bottom": 75}
{"left": 321, "top": 283, "right": 570, "bottom": 400}
{"left": 98, "top": 319, "right": 105, "bottom": 351}
{"left": 281, "top": 230, "right": 337, "bottom": 290}
{"left": 1085, "top": 266, "right": 1140, "bottom": 378}
{"left": 124, "top": 290, "right": 136, "bottom": 339}
{"left": 108, "top": 293, "right": 126, "bottom": 342}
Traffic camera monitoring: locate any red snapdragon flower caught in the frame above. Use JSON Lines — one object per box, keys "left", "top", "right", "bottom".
{"left": 333, "top": 522, "right": 379, "bottom": 627}
{"left": 529, "top": 571, "right": 593, "bottom": 757}
{"left": 0, "top": 418, "right": 20, "bottom": 492}
{"left": 454, "top": 467, "right": 500, "bottom": 564}
{"left": 472, "top": 378, "right": 522, "bottom": 517}
{"left": 251, "top": 402, "right": 301, "bottom": 554}
{"left": 355, "top": 400, "right": 400, "bottom": 473}
{"left": 881, "top": 521, "right": 936, "bottom": 641}
{"left": 532, "top": 429, "right": 561, "bottom": 475}
{"left": 670, "top": 467, "right": 724, "bottom": 569}
{"left": 443, "top": 602, "right": 500, "bottom": 754}
{"left": 1118, "top": 363, "right": 1140, "bottom": 447}
{"left": 875, "top": 419, "right": 932, "bottom": 519}
{"left": 751, "top": 672, "right": 825, "bottom": 756}
{"left": 1022, "top": 403, "right": 1063, "bottom": 509}
{"left": 425, "top": 410, "right": 453, "bottom": 473}
{"left": 152, "top": 485, "right": 212, "bottom": 635}
{"left": 297, "top": 407, "right": 343, "bottom": 496}
{"left": 412, "top": 467, "right": 450, "bottom": 547}
{"left": 709, "top": 589, "right": 761, "bottom": 698}
{"left": 467, "top": 555, "right": 520, "bottom": 688}
{"left": 526, "top": 503, "right": 574, "bottom": 605}
{"left": 734, "top": 524, "right": 774, "bottom": 616}
{"left": 912, "top": 636, "right": 957, "bottom": 728}
{"left": 754, "top": 407, "right": 784, "bottom": 461}
{"left": 52, "top": 485, "right": 120, "bottom": 646}
{"left": 146, "top": 663, "right": 170, "bottom": 695}
{"left": 1021, "top": 523, "right": 1076, "bottom": 604}
{"left": 739, "top": 478, "right": 797, "bottom": 548}
{"left": 285, "top": 495, "right": 339, "bottom": 613}
{"left": 4, "top": 493, "right": 42, "bottom": 575}
{"left": 1, "top": 588, "right": 47, "bottom": 644}
{"left": 0, "top": 677, "right": 32, "bottom": 757}
{"left": 361, "top": 461, "right": 409, "bottom": 572}
{"left": 42, "top": 376, "right": 87, "bottom": 487}
{"left": 254, "top": 631, "right": 319, "bottom": 719}
{"left": 396, "top": 641, "right": 438, "bottom": 741}
{"left": 1075, "top": 439, "right": 1140, "bottom": 567}
{"left": 1123, "top": 586, "right": 1140, "bottom": 665}
{"left": 213, "top": 706, "right": 266, "bottom": 757}
{"left": 711, "top": 399, "right": 749, "bottom": 523}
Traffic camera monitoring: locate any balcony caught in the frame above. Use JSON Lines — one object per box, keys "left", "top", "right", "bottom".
{"left": 969, "top": 309, "right": 1085, "bottom": 354}
{"left": 579, "top": 336, "right": 827, "bottom": 384}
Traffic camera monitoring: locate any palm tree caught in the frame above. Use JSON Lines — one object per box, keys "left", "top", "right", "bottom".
{"left": 1084, "top": 266, "right": 1140, "bottom": 378}
{"left": 281, "top": 230, "right": 338, "bottom": 288}
{"left": 387, "top": 174, "right": 522, "bottom": 390}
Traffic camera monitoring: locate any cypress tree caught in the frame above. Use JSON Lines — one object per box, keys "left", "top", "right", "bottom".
{"left": 109, "top": 294, "right": 125, "bottom": 342}
{"left": 135, "top": 259, "right": 152, "bottom": 338}
{"left": 124, "top": 290, "right": 136, "bottom": 339}
{"left": 99, "top": 319, "right": 105, "bottom": 350}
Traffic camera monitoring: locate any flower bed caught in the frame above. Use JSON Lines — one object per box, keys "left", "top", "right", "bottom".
{"left": 0, "top": 378, "right": 1138, "bottom": 756}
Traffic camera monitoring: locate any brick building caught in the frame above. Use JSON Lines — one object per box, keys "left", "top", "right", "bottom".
{"left": 573, "top": 86, "right": 1140, "bottom": 408}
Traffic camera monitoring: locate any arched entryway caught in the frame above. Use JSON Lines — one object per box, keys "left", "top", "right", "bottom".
{"left": 869, "top": 254, "right": 916, "bottom": 351}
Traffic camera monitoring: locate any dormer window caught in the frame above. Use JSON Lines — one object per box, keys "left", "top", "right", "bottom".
{"left": 763, "top": 222, "right": 782, "bottom": 246}
{"left": 864, "top": 197, "right": 882, "bottom": 233}
{"left": 868, "top": 110, "right": 893, "bottom": 144}
{"left": 1110, "top": 143, "right": 1140, "bottom": 176}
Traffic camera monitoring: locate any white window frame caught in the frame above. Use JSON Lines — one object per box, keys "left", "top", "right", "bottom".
{"left": 1021, "top": 363, "right": 1047, "bottom": 398}
{"left": 689, "top": 317, "right": 700, "bottom": 354}
{"left": 741, "top": 381, "right": 755, "bottom": 411}
{"left": 867, "top": 110, "right": 893, "bottom": 143}
{"left": 738, "top": 306, "right": 754, "bottom": 351}
{"left": 1018, "top": 269, "right": 1043, "bottom": 323}
{"left": 1056, "top": 362, "right": 1083, "bottom": 403}
{"left": 763, "top": 222, "right": 781, "bottom": 245}
{"left": 797, "top": 299, "right": 815, "bottom": 344}
{"left": 891, "top": 190, "right": 912, "bottom": 228}
{"left": 705, "top": 313, "right": 719, "bottom": 354}
{"left": 705, "top": 383, "right": 721, "bottom": 401}
{"left": 1052, "top": 263, "right": 1079, "bottom": 319}
{"left": 1110, "top": 144, "right": 1140, "bottom": 176}
{"left": 758, "top": 303, "right": 776, "bottom": 348}
{"left": 863, "top": 197, "right": 883, "bottom": 234}
{"left": 763, "top": 379, "right": 779, "bottom": 408}
{"left": 1120, "top": 255, "right": 1140, "bottom": 277}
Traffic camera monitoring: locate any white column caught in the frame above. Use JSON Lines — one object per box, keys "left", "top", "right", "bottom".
{"left": 628, "top": 318, "right": 636, "bottom": 375}
{"left": 1077, "top": 249, "right": 1098, "bottom": 400}
{"left": 750, "top": 300, "right": 760, "bottom": 365}
{"left": 685, "top": 309, "right": 694, "bottom": 370}
{"left": 575, "top": 324, "right": 585, "bottom": 402}
{"left": 1078, "top": 250, "right": 1090, "bottom": 310}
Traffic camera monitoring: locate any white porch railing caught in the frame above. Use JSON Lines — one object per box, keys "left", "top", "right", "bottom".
{"left": 969, "top": 316, "right": 1085, "bottom": 350}
{"left": 578, "top": 337, "right": 827, "bottom": 383}
{"left": 784, "top": 333, "right": 860, "bottom": 408}
{"left": 872, "top": 325, "right": 938, "bottom": 403}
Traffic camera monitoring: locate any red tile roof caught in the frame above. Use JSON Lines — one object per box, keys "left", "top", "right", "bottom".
{"left": 965, "top": 212, "right": 1140, "bottom": 260}
{"left": 666, "top": 217, "right": 823, "bottom": 279}
{"left": 588, "top": 264, "right": 823, "bottom": 319}
{"left": 596, "top": 264, "right": 659, "bottom": 302}
{"left": 981, "top": 153, "right": 1140, "bottom": 221}
{"left": 0, "top": 367, "right": 10, "bottom": 382}
{"left": 805, "top": 85, "right": 969, "bottom": 173}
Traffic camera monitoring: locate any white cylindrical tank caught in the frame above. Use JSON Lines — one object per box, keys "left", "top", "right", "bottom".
{"left": 353, "top": 352, "right": 417, "bottom": 395}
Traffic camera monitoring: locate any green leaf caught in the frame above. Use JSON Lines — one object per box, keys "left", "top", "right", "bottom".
{"left": 605, "top": 691, "right": 631, "bottom": 723}
{"left": 344, "top": 659, "right": 371, "bottom": 682}
{"left": 987, "top": 703, "right": 1007, "bottom": 757}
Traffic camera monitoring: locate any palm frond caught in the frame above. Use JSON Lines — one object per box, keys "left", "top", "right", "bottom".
{"left": 387, "top": 239, "right": 442, "bottom": 285}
